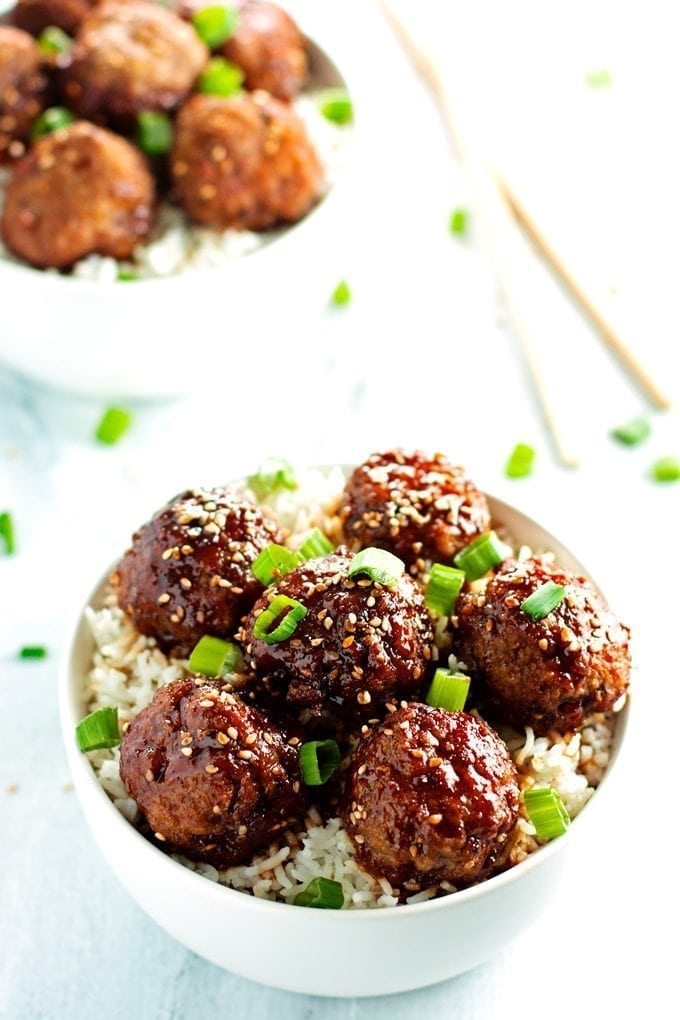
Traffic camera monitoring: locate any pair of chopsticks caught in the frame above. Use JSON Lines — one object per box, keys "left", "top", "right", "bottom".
{"left": 380, "top": 1, "right": 672, "bottom": 467}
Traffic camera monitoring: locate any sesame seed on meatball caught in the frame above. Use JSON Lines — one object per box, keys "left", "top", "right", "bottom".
{"left": 113, "top": 487, "right": 284, "bottom": 656}
{"left": 170, "top": 90, "right": 322, "bottom": 231}
{"left": 454, "top": 554, "right": 631, "bottom": 734}
{"left": 0, "top": 120, "right": 154, "bottom": 268}
{"left": 119, "top": 676, "right": 307, "bottom": 866}
{"left": 341, "top": 704, "right": 520, "bottom": 890}
{"left": 0, "top": 25, "right": 49, "bottom": 162}
{"left": 339, "top": 450, "right": 491, "bottom": 574}
{"left": 241, "top": 547, "right": 434, "bottom": 718}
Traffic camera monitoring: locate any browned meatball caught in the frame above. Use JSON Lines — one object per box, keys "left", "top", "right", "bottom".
{"left": 341, "top": 704, "right": 520, "bottom": 890}
{"left": 170, "top": 90, "right": 322, "bottom": 231}
{"left": 455, "top": 555, "right": 631, "bottom": 734}
{"left": 0, "top": 120, "right": 154, "bottom": 267}
{"left": 119, "top": 676, "right": 307, "bottom": 866}
{"left": 114, "top": 487, "right": 283, "bottom": 656}
{"left": 0, "top": 25, "right": 49, "bottom": 162}
{"left": 59, "top": 0, "right": 208, "bottom": 125}
{"left": 340, "top": 450, "right": 491, "bottom": 574}
{"left": 13, "top": 0, "right": 99, "bottom": 36}
{"left": 241, "top": 548, "right": 434, "bottom": 717}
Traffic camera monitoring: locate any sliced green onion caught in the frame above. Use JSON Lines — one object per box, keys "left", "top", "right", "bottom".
{"left": 453, "top": 531, "right": 512, "bottom": 582}
{"left": 192, "top": 5, "right": 238, "bottom": 47}
{"left": 117, "top": 266, "right": 137, "bottom": 282}
{"left": 425, "top": 564, "right": 465, "bottom": 616}
{"left": 293, "top": 876, "right": 344, "bottom": 909}
{"left": 586, "top": 68, "right": 612, "bottom": 87}
{"left": 298, "top": 528, "right": 334, "bottom": 560}
{"left": 31, "top": 106, "right": 74, "bottom": 139}
{"left": 252, "top": 543, "right": 301, "bottom": 585}
{"left": 505, "top": 442, "right": 535, "bottom": 478}
{"left": 523, "top": 787, "right": 570, "bottom": 840}
{"left": 317, "top": 88, "right": 353, "bottom": 125}
{"left": 136, "top": 111, "right": 173, "bottom": 156}
{"left": 19, "top": 646, "right": 47, "bottom": 659}
{"left": 299, "top": 739, "right": 340, "bottom": 786}
{"left": 521, "top": 581, "right": 567, "bottom": 621}
{"left": 347, "top": 547, "right": 404, "bottom": 588}
{"left": 247, "top": 458, "right": 298, "bottom": 501}
{"left": 330, "top": 279, "right": 351, "bottom": 306}
{"left": 76, "top": 706, "right": 120, "bottom": 752}
{"left": 252, "top": 594, "right": 307, "bottom": 644}
{"left": 188, "top": 635, "right": 243, "bottom": 676}
{"left": 651, "top": 456, "right": 680, "bottom": 482}
{"left": 425, "top": 668, "right": 470, "bottom": 712}
{"left": 37, "top": 25, "right": 72, "bottom": 55}
{"left": 0, "top": 511, "right": 15, "bottom": 555}
{"left": 199, "top": 57, "right": 244, "bottom": 97}
{"left": 94, "top": 407, "right": 132, "bottom": 445}
{"left": 610, "top": 417, "right": 651, "bottom": 446}
{"left": 449, "top": 207, "right": 468, "bottom": 236}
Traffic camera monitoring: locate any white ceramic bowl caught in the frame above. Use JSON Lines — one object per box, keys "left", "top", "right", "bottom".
{"left": 59, "top": 491, "right": 630, "bottom": 997}
{"left": 0, "top": 29, "right": 354, "bottom": 399}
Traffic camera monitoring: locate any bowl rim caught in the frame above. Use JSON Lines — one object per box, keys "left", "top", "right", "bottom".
{"left": 58, "top": 488, "right": 631, "bottom": 922}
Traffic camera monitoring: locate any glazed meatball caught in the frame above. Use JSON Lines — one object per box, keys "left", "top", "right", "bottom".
{"left": 0, "top": 26, "right": 49, "bottom": 162}
{"left": 119, "top": 676, "right": 307, "bottom": 866}
{"left": 177, "top": 0, "right": 307, "bottom": 101}
{"left": 13, "top": 0, "right": 99, "bottom": 36}
{"left": 241, "top": 548, "right": 434, "bottom": 716}
{"left": 170, "top": 90, "right": 322, "bottom": 231}
{"left": 60, "top": 0, "right": 208, "bottom": 125}
{"left": 341, "top": 704, "right": 520, "bottom": 890}
{"left": 114, "top": 487, "right": 283, "bottom": 656}
{"left": 455, "top": 555, "right": 631, "bottom": 734}
{"left": 340, "top": 450, "right": 491, "bottom": 574}
{"left": 0, "top": 120, "right": 154, "bottom": 267}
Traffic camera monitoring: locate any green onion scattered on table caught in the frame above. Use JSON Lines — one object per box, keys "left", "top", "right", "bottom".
{"left": 610, "top": 417, "right": 650, "bottom": 446}
{"left": 136, "top": 111, "right": 173, "bottom": 156}
{"left": 192, "top": 5, "right": 238, "bottom": 48}
{"left": 505, "top": 443, "right": 535, "bottom": 478}
{"left": 199, "top": 57, "right": 243, "bottom": 97}
{"left": 454, "top": 531, "right": 511, "bottom": 582}
{"left": 31, "top": 106, "right": 74, "bottom": 139}
{"left": 347, "top": 547, "right": 404, "bottom": 588}
{"left": 299, "top": 739, "right": 340, "bottom": 786}
{"left": 252, "top": 594, "right": 307, "bottom": 643}
{"left": 188, "top": 635, "right": 243, "bottom": 676}
{"left": 298, "top": 529, "right": 334, "bottom": 559}
{"left": 523, "top": 787, "right": 570, "bottom": 839}
{"left": 76, "top": 706, "right": 121, "bottom": 752}
{"left": 317, "top": 88, "right": 353, "bottom": 125}
{"left": 330, "top": 280, "right": 351, "bottom": 306}
{"left": 247, "top": 458, "right": 297, "bottom": 501}
{"left": 425, "top": 564, "right": 465, "bottom": 616}
{"left": 425, "top": 669, "right": 470, "bottom": 712}
{"left": 117, "top": 266, "right": 137, "bottom": 282}
{"left": 294, "top": 876, "right": 344, "bottom": 909}
{"left": 95, "top": 407, "right": 132, "bottom": 445}
{"left": 448, "top": 207, "right": 468, "bottom": 236}
{"left": 37, "top": 26, "right": 72, "bottom": 55}
{"left": 521, "top": 581, "right": 567, "bottom": 621}
{"left": 0, "top": 511, "right": 15, "bottom": 555}
{"left": 252, "top": 544, "right": 302, "bottom": 585}
{"left": 19, "top": 646, "right": 47, "bottom": 659}
{"left": 651, "top": 456, "right": 680, "bottom": 482}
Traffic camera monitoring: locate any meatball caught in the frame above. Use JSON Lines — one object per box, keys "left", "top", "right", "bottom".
{"left": 339, "top": 450, "right": 491, "bottom": 574}
{"left": 119, "top": 676, "right": 307, "bottom": 866}
{"left": 170, "top": 90, "right": 322, "bottom": 231}
{"left": 341, "top": 704, "right": 520, "bottom": 890}
{"left": 0, "top": 26, "right": 49, "bottom": 162}
{"left": 60, "top": 0, "right": 208, "bottom": 125}
{"left": 241, "top": 548, "right": 434, "bottom": 716}
{"left": 13, "top": 0, "right": 99, "bottom": 36}
{"left": 0, "top": 120, "right": 154, "bottom": 268}
{"left": 455, "top": 555, "right": 631, "bottom": 734}
{"left": 114, "top": 487, "right": 283, "bottom": 656}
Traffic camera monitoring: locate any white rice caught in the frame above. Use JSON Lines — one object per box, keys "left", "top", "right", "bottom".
{"left": 0, "top": 92, "right": 348, "bottom": 280}
{"left": 83, "top": 467, "right": 621, "bottom": 908}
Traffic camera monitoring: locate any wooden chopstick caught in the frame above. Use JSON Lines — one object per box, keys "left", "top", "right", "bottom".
{"left": 494, "top": 176, "right": 672, "bottom": 410}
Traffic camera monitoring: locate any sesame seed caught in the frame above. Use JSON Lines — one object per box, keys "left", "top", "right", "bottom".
{"left": 357, "top": 690, "right": 371, "bottom": 705}
{"left": 181, "top": 545, "right": 193, "bottom": 554}
{"left": 162, "top": 549, "right": 173, "bottom": 560}
{"left": 428, "top": 757, "right": 443, "bottom": 768}
{"left": 212, "top": 805, "right": 222, "bottom": 814}
{"left": 199, "top": 699, "right": 214, "bottom": 708}
{"left": 180, "top": 578, "right": 192, "bottom": 590}
{"left": 205, "top": 764, "right": 219, "bottom": 774}
{"left": 485, "top": 619, "right": 494, "bottom": 632}
{"left": 145, "top": 769, "right": 154, "bottom": 782}
{"left": 323, "top": 617, "right": 334, "bottom": 631}
{"left": 366, "top": 596, "right": 376, "bottom": 608}
{"left": 216, "top": 731, "right": 229, "bottom": 745}
{"left": 238, "top": 824, "right": 248, "bottom": 836}
{"left": 154, "top": 832, "right": 166, "bottom": 842}
{"left": 245, "top": 733, "right": 257, "bottom": 745}
{"left": 409, "top": 844, "right": 418, "bottom": 858}
{"left": 358, "top": 764, "right": 367, "bottom": 775}
{"left": 238, "top": 750, "right": 254, "bottom": 761}
{"left": 427, "top": 814, "right": 443, "bottom": 825}
{"left": 354, "top": 834, "right": 365, "bottom": 844}
{"left": 227, "top": 727, "right": 239, "bottom": 739}
{"left": 181, "top": 747, "right": 192, "bottom": 757}
{"left": 538, "top": 638, "right": 549, "bottom": 651}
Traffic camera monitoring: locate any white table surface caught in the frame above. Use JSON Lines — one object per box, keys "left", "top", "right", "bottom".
{"left": 1, "top": 1, "right": 679, "bottom": 1016}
